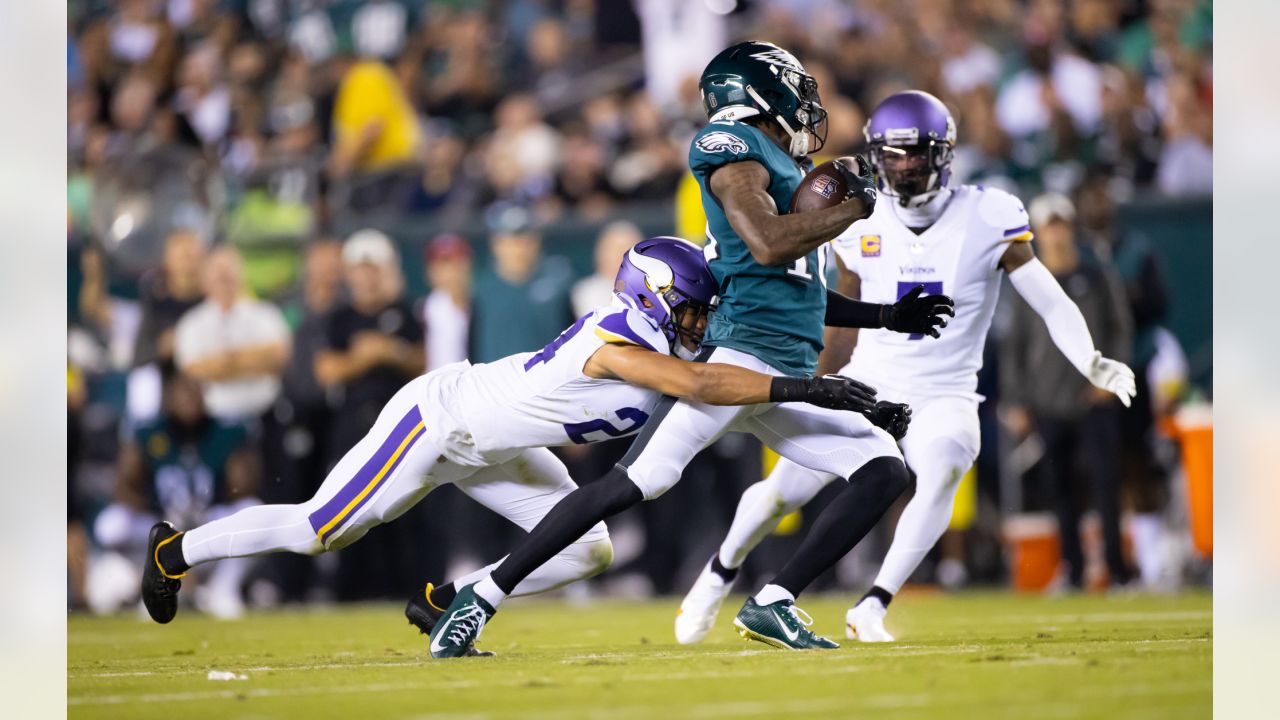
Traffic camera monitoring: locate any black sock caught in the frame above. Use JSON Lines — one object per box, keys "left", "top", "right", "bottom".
{"left": 491, "top": 466, "right": 642, "bottom": 594}
{"left": 861, "top": 585, "right": 894, "bottom": 609}
{"left": 428, "top": 581, "right": 457, "bottom": 610}
{"left": 157, "top": 533, "right": 190, "bottom": 576}
{"left": 771, "top": 456, "right": 909, "bottom": 598}
{"left": 709, "top": 554, "right": 739, "bottom": 583}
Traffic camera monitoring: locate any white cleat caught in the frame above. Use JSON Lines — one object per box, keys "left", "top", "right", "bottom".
{"left": 675, "top": 561, "right": 734, "bottom": 644}
{"left": 845, "top": 597, "right": 895, "bottom": 642}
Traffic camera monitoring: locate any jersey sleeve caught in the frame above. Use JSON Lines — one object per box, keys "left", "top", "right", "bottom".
{"left": 593, "top": 308, "right": 669, "bottom": 355}
{"left": 976, "top": 187, "right": 1034, "bottom": 270}
{"left": 688, "top": 121, "right": 771, "bottom": 182}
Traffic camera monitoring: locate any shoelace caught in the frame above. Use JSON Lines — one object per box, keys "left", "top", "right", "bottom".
{"left": 445, "top": 604, "right": 487, "bottom": 646}
{"left": 785, "top": 604, "right": 816, "bottom": 635}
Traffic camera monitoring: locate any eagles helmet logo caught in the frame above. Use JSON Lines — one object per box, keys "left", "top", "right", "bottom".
{"left": 696, "top": 131, "right": 749, "bottom": 156}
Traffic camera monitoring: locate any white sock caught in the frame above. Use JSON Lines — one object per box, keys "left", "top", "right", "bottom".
{"left": 719, "top": 461, "right": 834, "bottom": 570}
{"left": 753, "top": 583, "right": 795, "bottom": 606}
{"left": 471, "top": 575, "right": 508, "bottom": 609}
{"left": 452, "top": 538, "right": 613, "bottom": 599}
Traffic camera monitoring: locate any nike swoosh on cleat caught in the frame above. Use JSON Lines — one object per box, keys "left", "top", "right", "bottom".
{"left": 429, "top": 630, "right": 448, "bottom": 655}
{"left": 772, "top": 610, "right": 800, "bottom": 642}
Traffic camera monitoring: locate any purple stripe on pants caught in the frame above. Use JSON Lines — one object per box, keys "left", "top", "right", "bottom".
{"left": 308, "top": 404, "right": 424, "bottom": 543}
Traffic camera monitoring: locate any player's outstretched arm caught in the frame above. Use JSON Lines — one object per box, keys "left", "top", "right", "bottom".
{"left": 710, "top": 161, "right": 872, "bottom": 266}
{"left": 825, "top": 284, "right": 955, "bottom": 337}
{"left": 583, "top": 344, "right": 877, "bottom": 412}
{"left": 1000, "top": 242, "right": 1137, "bottom": 406}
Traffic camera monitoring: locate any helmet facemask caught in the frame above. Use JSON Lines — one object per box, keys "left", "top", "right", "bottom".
{"left": 745, "top": 68, "right": 828, "bottom": 158}
{"left": 869, "top": 138, "right": 953, "bottom": 205}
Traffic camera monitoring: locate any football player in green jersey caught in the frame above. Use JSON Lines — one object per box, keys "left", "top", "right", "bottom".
{"left": 428, "top": 41, "right": 954, "bottom": 656}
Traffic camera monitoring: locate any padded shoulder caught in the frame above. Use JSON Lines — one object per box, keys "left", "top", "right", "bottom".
{"left": 593, "top": 307, "right": 669, "bottom": 355}
{"left": 688, "top": 120, "right": 770, "bottom": 177}
{"left": 972, "top": 185, "right": 1034, "bottom": 242}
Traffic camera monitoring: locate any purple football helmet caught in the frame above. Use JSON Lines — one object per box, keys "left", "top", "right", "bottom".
{"left": 614, "top": 236, "right": 719, "bottom": 359}
{"left": 864, "top": 90, "right": 957, "bottom": 203}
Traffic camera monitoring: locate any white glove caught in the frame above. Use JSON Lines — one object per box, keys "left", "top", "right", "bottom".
{"left": 1086, "top": 351, "right": 1136, "bottom": 407}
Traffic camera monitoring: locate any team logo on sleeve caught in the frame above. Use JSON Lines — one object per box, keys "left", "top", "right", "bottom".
{"left": 861, "top": 235, "right": 881, "bottom": 257}
{"left": 696, "top": 131, "right": 749, "bottom": 155}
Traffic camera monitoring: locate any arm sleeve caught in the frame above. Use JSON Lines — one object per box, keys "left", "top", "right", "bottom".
{"left": 1007, "top": 257, "right": 1098, "bottom": 376}
{"left": 824, "top": 289, "right": 884, "bottom": 329}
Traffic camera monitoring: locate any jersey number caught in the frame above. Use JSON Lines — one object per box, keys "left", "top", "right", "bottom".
{"left": 786, "top": 251, "right": 828, "bottom": 285}
{"left": 563, "top": 407, "right": 650, "bottom": 444}
{"left": 524, "top": 315, "right": 589, "bottom": 370}
{"left": 896, "top": 281, "right": 944, "bottom": 340}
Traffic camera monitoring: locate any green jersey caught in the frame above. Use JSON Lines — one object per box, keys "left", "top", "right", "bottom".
{"left": 688, "top": 120, "right": 826, "bottom": 376}
{"left": 134, "top": 419, "right": 249, "bottom": 520}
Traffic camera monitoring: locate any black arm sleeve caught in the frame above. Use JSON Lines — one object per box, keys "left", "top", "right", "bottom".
{"left": 825, "top": 289, "right": 886, "bottom": 329}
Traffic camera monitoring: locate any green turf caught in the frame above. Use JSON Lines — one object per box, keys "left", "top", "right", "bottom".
{"left": 68, "top": 591, "right": 1211, "bottom": 719}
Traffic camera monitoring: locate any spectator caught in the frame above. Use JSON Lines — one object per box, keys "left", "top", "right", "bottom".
{"left": 314, "top": 229, "right": 424, "bottom": 455}
{"left": 1001, "top": 193, "right": 1135, "bottom": 589}
{"left": 174, "top": 245, "right": 291, "bottom": 423}
{"left": 571, "top": 221, "right": 641, "bottom": 317}
{"left": 470, "top": 223, "right": 574, "bottom": 363}
{"left": 314, "top": 229, "right": 425, "bottom": 600}
{"left": 91, "top": 372, "right": 259, "bottom": 618}
{"left": 328, "top": 57, "right": 421, "bottom": 179}
{"left": 422, "top": 234, "right": 473, "bottom": 372}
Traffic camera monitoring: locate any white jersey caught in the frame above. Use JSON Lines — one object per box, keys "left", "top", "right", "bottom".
{"left": 832, "top": 185, "right": 1033, "bottom": 399}
{"left": 421, "top": 303, "right": 670, "bottom": 464}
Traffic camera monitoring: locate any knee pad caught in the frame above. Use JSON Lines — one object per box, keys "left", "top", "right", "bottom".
{"left": 622, "top": 459, "right": 683, "bottom": 501}
{"left": 850, "top": 456, "right": 911, "bottom": 505}
{"left": 910, "top": 438, "right": 974, "bottom": 499}
{"left": 572, "top": 536, "right": 615, "bottom": 578}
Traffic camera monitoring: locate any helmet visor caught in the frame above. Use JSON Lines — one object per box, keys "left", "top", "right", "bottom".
{"left": 872, "top": 140, "right": 951, "bottom": 198}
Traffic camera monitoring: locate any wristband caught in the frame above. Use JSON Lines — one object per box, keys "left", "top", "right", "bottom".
{"left": 769, "top": 377, "right": 808, "bottom": 403}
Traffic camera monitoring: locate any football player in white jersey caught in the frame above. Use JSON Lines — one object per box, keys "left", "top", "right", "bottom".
{"left": 675, "top": 90, "right": 1138, "bottom": 644}
{"left": 139, "top": 237, "right": 886, "bottom": 634}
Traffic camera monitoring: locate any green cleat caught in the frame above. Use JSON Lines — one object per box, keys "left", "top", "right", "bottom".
{"left": 406, "top": 584, "right": 495, "bottom": 657}
{"left": 428, "top": 585, "right": 496, "bottom": 659}
{"left": 732, "top": 597, "right": 840, "bottom": 650}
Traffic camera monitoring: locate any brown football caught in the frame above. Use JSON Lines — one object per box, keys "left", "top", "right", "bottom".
{"left": 789, "top": 156, "right": 859, "bottom": 213}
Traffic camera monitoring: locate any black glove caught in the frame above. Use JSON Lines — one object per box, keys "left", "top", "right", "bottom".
{"left": 863, "top": 400, "right": 912, "bottom": 440}
{"left": 833, "top": 154, "right": 877, "bottom": 217}
{"left": 770, "top": 374, "right": 877, "bottom": 414}
{"left": 882, "top": 285, "right": 955, "bottom": 338}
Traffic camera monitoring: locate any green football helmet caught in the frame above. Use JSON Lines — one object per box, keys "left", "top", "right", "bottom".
{"left": 698, "top": 41, "right": 828, "bottom": 158}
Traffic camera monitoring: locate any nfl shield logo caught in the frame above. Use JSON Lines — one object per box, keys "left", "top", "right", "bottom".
{"left": 861, "top": 235, "right": 881, "bottom": 257}
{"left": 811, "top": 175, "right": 837, "bottom": 199}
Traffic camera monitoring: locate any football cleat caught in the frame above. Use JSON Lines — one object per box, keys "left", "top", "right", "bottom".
{"left": 406, "top": 583, "right": 494, "bottom": 657}
{"left": 732, "top": 597, "right": 839, "bottom": 650}
{"left": 845, "top": 597, "right": 895, "bottom": 642}
{"left": 141, "top": 522, "right": 185, "bottom": 624}
{"left": 428, "top": 585, "right": 496, "bottom": 659}
{"left": 675, "top": 560, "right": 733, "bottom": 644}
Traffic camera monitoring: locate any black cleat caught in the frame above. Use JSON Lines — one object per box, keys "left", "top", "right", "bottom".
{"left": 142, "top": 522, "right": 185, "bottom": 624}
{"left": 406, "top": 584, "right": 495, "bottom": 657}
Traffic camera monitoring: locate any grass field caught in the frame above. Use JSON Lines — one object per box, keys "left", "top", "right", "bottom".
{"left": 68, "top": 590, "right": 1211, "bottom": 719}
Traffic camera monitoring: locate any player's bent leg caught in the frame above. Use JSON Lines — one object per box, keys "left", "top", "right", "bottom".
{"left": 676, "top": 459, "right": 836, "bottom": 644}
{"left": 852, "top": 398, "right": 980, "bottom": 642}
{"left": 431, "top": 380, "right": 755, "bottom": 659}
{"left": 143, "top": 382, "right": 442, "bottom": 624}
{"left": 731, "top": 403, "right": 908, "bottom": 649}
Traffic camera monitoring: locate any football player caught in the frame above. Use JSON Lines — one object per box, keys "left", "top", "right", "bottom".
{"left": 675, "top": 90, "right": 1137, "bottom": 645}
{"left": 426, "top": 42, "right": 953, "bottom": 657}
{"left": 139, "top": 237, "right": 882, "bottom": 627}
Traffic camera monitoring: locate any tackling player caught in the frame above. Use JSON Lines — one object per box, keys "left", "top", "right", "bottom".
{"left": 139, "top": 237, "right": 882, "bottom": 627}
{"left": 674, "top": 90, "right": 1137, "bottom": 645}
{"left": 427, "top": 42, "right": 954, "bottom": 657}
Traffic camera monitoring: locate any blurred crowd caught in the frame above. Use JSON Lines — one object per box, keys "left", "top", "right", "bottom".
{"left": 67, "top": 0, "right": 1212, "bottom": 614}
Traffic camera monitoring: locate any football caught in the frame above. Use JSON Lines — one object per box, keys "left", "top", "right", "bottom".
{"left": 789, "top": 156, "right": 865, "bottom": 213}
